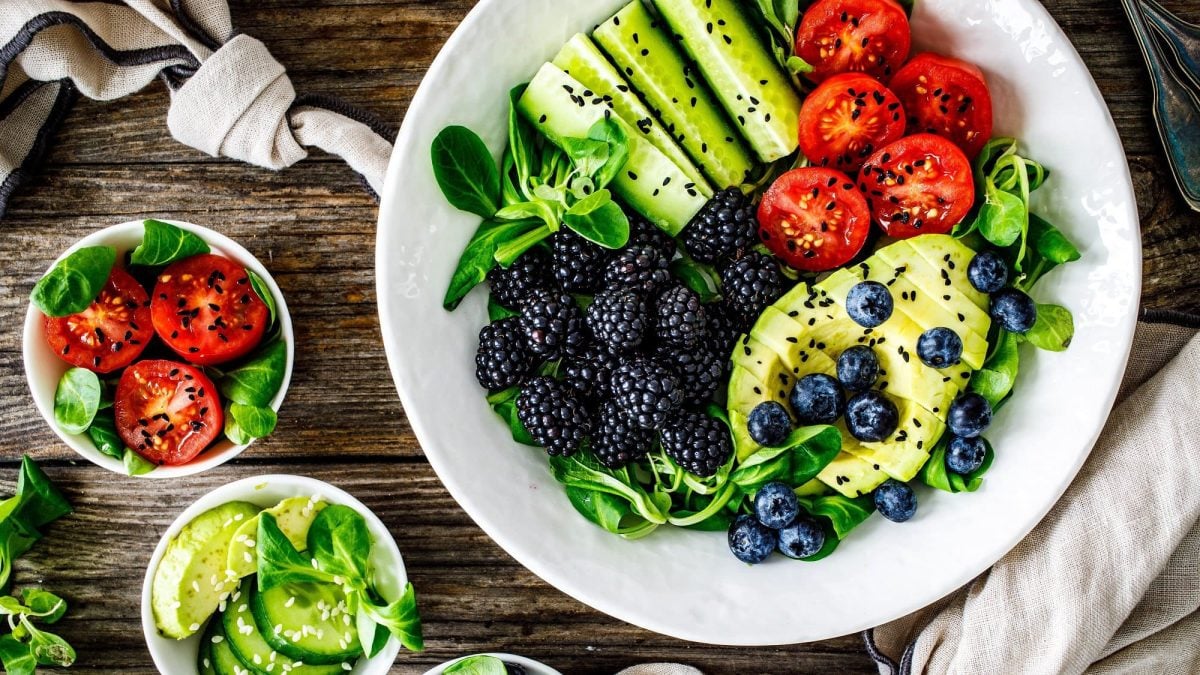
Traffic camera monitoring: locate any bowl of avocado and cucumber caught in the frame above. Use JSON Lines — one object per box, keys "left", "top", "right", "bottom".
{"left": 141, "top": 475, "right": 423, "bottom": 674}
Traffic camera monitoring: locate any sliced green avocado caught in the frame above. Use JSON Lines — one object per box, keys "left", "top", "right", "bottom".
{"left": 894, "top": 234, "right": 990, "bottom": 311}
{"left": 837, "top": 397, "right": 945, "bottom": 483}
{"left": 226, "top": 496, "right": 328, "bottom": 580}
{"left": 152, "top": 501, "right": 260, "bottom": 640}
{"left": 817, "top": 451, "right": 892, "bottom": 498}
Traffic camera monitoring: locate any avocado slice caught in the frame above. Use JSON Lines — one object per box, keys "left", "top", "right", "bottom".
{"left": 152, "top": 501, "right": 260, "bottom": 639}
{"left": 226, "top": 495, "right": 327, "bottom": 580}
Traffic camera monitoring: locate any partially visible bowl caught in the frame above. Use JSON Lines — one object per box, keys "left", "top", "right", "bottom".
{"left": 23, "top": 219, "right": 295, "bottom": 478}
{"left": 141, "top": 474, "right": 406, "bottom": 675}
{"left": 423, "top": 654, "right": 562, "bottom": 675}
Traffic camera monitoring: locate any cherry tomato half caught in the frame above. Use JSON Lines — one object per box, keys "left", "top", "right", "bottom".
{"left": 795, "top": 0, "right": 912, "bottom": 83}
{"left": 798, "top": 73, "right": 907, "bottom": 172}
{"left": 757, "top": 167, "right": 872, "bottom": 272}
{"left": 44, "top": 267, "right": 153, "bottom": 374}
{"left": 114, "top": 360, "right": 223, "bottom": 466}
{"left": 889, "top": 52, "right": 994, "bottom": 158}
{"left": 857, "top": 134, "right": 975, "bottom": 238}
{"left": 150, "top": 254, "right": 269, "bottom": 366}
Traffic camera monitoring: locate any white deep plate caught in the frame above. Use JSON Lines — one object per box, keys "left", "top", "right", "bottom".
{"left": 423, "top": 653, "right": 562, "bottom": 675}
{"left": 376, "top": 0, "right": 1140, "bottom": 645}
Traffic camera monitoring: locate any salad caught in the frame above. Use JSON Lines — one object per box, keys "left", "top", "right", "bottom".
{"left": 432, "top": 0, "right": 1079, "bottom": 563}
{"left": 31, "top": 220, "right": 288, "bottom": 475}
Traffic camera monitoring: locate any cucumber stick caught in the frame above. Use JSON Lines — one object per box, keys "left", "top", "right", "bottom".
{"left": 518, "top": 62, "right": 709, "bottom": 235}
{"left": 551, "top": 33, "right": 710, "bottom": 195}
{"left": 653, "top": 0, "right": 802, "bottom": 162}
{"left": 594, "top": 1, "right": 755, "bottom": 188}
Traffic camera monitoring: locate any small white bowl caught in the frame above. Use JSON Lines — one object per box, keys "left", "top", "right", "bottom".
{"left": 142, "top": 475, "right": 406, "bottom": 674}
{"left": 423, "top": 654, "right": 562, "bottom": 675}
{"left": 23, "top": 219, "right": 295, "bottom": 478}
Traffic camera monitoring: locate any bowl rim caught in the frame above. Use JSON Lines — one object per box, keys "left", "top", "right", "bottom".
{"left": 22, "top": 218, "right": 295, "bottom": 479}
{"left": 422, "top": 653, "right": 563, "bottom": 675}
{"left": 139, "top": 474, "right": 406, "bottom": 674}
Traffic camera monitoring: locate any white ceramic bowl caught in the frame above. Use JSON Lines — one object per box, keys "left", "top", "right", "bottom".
{"left": 376, "top": 0, "right": 1140, "bottom": 645}
{"left": 423, "top": 654, "right": 562, "bottom": 675}
{"left": 23, "top": 219, "right": 295, "bottom": 478}
{"left": 141, "top": 474, "right": 406, "bottom": 674}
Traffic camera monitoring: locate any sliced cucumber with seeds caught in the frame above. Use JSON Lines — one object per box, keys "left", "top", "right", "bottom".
{"left": 253, "top": 581, "right": 362, "bottom": 665}
{"left": 594, "top": 0, "right": 755, "bottom": 188}
{"left": 222, "top": 579, "right": 347, "bottom": 675}
{"left": 202, "top": 617, "right": 252, "bottom": 675}
{"left": 653, "top": 0, "right": 802, "bottom": 162}
{"left": 518, "top": 62, "right": 709, "bottom": 235}
{"left": 552, "top": 33, "right": 710, "bottom": 195}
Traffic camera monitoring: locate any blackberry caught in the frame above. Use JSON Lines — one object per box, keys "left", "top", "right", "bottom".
{"left": 561, "top": 344, "right": 619, "bottom": 404}
{"left": 704, "top": 302, "right": 747, "bottom": 358}
{"left": 474, "top": 318, "right": 533, "bottom": 391}
{"left": 609, "top": 356, "right": 684, "bottom": 430}
{"left": 681, "top": 187, "right": 757, "bottom": 264}
{"left": 486, "top": 247, "right": 550, "bottom": 308}
{"left": 603, "top": 246, "right": 671, "bottom": 294}
{"left": 516, "top": 376, "right": 591, "bottom": 456}
{"left": 586, "top": 289, "right": 649, "bottom": 353}
{"left": 626, "top": 210, "right": 676, "bottom": 259}
{"left": 720, "top": 251, "right": 787, "bottom": 323}
{"left": 653, "top": 342, "right": 724, "bottom": 408}
{"left": 519, "top": 288, "right": 587, "bottom": 358}
{"left": 591, "top": 400, "right": 653, "bottom": 469}
{"left": 654, "top": 285, "right": 707, "bottom": 348}
{"left": 661, "top": 411, "right": 733, "bottom": 477}
{"left": 551, "top": 229, "right": 611, "bottom": 293}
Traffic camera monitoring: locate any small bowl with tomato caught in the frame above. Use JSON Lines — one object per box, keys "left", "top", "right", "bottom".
{"left": 23, "top": 219, "right": 295, "bottom": 478}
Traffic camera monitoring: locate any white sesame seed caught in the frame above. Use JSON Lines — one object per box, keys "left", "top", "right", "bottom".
{"left": 234, "top": 513, "right": 244, "bottom": 521}
{"left": 246, "top": 539, "right": 256, "bottom": 548}
{"left": 285, "top": 596, "right": 296, "bottom": 608}
{"left": 342, "top": 664, "right": 352, "bottom": 671}
{"left": 274, "top": 624, "right": 283, "bottom": 634}
{"left": 253, "top": 654, "right": 263, "bottom": 665}
{"left": 233, "top": 591, "right": 242, "bottom": 602}
{"left": 235, "top": 534, "right": 248, "bottom": 543}
{"left": 189, "top": 622, "right": 200, "bottom": 632}
{"left": 244, "top": 551, "right": 253, "bottom": 563}
{"left": 203, "top": 658, "right": 211, "bottom": 669}
{"left": 211, "top": 635, "right": 224, "bottom": 644}
{"left": 192, "top": 581, "right": 201, "bottom": 593}
{"left": 310, "top": 559, "right": 318, "bottom": 569}
{"left": 170, "top": 600, "right": 182, "bottom": 610}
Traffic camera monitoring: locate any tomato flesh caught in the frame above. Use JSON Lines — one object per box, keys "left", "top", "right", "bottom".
{"left": 44, "top": 267, "right": 153, "bottom": 373}
{"left": 150, "top": 254, "right": 269, "bottom": 366}
{"left": 798, "top": 73, "right": 906, "bottom": 172}
{"left": 757, "top": 167, "right": 872, "bottom": 272}
{"left": 795, "top": 0, "right": 911, "bottom": 83}
{"left": 858, "top": 134, "right": 975, "bottom": 238}
{"left": 889, "top": 52, "right": 994, "bottom": 158}
{"left": 114, "top": 360, "right": 222, "bottom": 466}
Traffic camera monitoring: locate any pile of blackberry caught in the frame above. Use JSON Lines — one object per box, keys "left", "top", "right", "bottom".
{"left": 473, "top": 195, "right": 786, "bottom": 477}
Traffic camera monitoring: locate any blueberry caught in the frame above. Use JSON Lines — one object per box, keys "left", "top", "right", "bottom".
{"left": 777, "top": 516, "right": 826, "bottom": 559}
{"left": 728, "top": 514, "right": 777, "bottom": 564}
{"left": 916, "top": 327, "right": 964, "bottom": 369}
{"left": 748, "top": 401, "right": 792, "bottom": 447}
{"left": 845, "top": 390, "right": 899, "bottom": 442}
{"left": 789, "top": 373, "right": 845, "bottom": 425}
{"left": 837, "top": 346, "right": 879, "bottom": 393}
{"left": 968, "top": 250, "right": 1009, "bottom": 293}
{"left": 845, "top": 281, "right": 893, "bottom": 328}
{"left": 753, "top": 481, "right": 800, "bottom": 529}
{"left": 947, "top": 392, "right": 992, "bottom": 438}
{"left": 946, "top": 435, "right": 987, "bottom": 474}
{"left": 874, "top": 479, "right": 917, "bottom": 522}
{"left": 989, "top": 287, "right": 1038, "bottom": 334}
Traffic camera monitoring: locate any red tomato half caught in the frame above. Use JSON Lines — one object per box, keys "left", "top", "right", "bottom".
{"left": 798, "top": 73, "right": 906, "bottom": 172}
{"left": 889, "top": 52, "right": 994, "bottom": 158}
{"left": 44, "top": 267, "right": 153, "bottom": 373}
{"left": 795, "top": 0, "right": 912, "bottom": 83}
{"left": 757, "top": 167, "right": 872, "bottom": 271}
{"left": 857, "top": 134, "right": 975, "bottom": 238}
{"left": 114, "top": 360, "right": 223, "bottom": 466}
{"left": 150, "top": 254, "right": 269, "bottom": 366}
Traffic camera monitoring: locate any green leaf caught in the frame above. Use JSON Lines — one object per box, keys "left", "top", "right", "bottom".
{"left": 666, "top": 483, "right": 738, "bottom": 527}
{"left": 444, "top": 654, "right": 510, "bottom": 675}
{"left": 507, "top": 84, "right": 540, "bottom": 202}
{"left": 444, "top": 218, "right": 540, "bottom": 310}
{"left": 30, "top": 246, "right": 117, "bottom": 317}
{"left": 0, "top": 597, "right": 29, "bottom": 616}
{"left": 359, "top": 583, "right": 424, "bottom": 652}
{"left": 549, "top": 454, "right": 668, "bottom": 525}
{"left": 494, "top": 224, "right": 554, "bottom": 266}
{"left": 256, "top": 513, "right": 334, "bottom": 592}
{"left": 1025, "top": 303, "right": 1074, "bottom": 352}
{"left": 246, "top": 269, "right": 278, "bottom": 328}
{"left": 122, "top": 449, "right": 156, "bottom": 476}
{"left": 224, "top": 406, "right": 253, "bottom": 446}
{"left": 228, "top": 403, "right": 277, "bottom": 438}
{"left": 1028, "top": 214, "right": 1080, "bottom": 265}
{"left": 10, "top": 456, "right": 72, "bottom": 531}
{"left": 786, "top": 55, "right": 814, "bottom": 74}
{"left": 730, "top": 426, "right": 843, "bottom": 491}
{"left": 669, "top": 256, "right": 720, "bottom": 303}
{"left": 218, "top": 339, "right": 287, "bottom": 407}
{"left": 487, "top": 296, "right": 519, "bottom": 321}
{"left": 563, "top": 189, "right": 630, "bottom": 249}
{"left": 969, "top": 330, "right": 1020, "bottom": 408}
{"left": 804, "top": 494, "right": 874, "bottom": 539}
{"left": 53, "top": 368, "right": 101, "bottom": 435}
{"left": 561, "top": 137, "right": 611, "bottom": 181}
{"left": 307, "top": 505, "right": 372, "bottom": 587}
{"left": 486, "top": 387, "right": 537, "bottom": 446}
{"left": 586, "top": 117, "right": 630, "bottom": 189}
{"left": 0, "top": 635, "right": 35, "bottom": 675}
{"left": 21, "top": 588, "right": 66, "bottom": 624}
{"left": 356, "top": 603, "right": 379, "bottom": 657}
{"left": 86, "top": 410, "right": 125, "bottom": 460}
{"left": 565, "top": 488, "right": 630, "bottom": 534}
{"left": 431, "top": 126, "right": 501, "bottom": 218}
{"left": 975, "top": 182, "right": 1026, "bottom": 247}
{"left": 130, "top": 219, "right": 210, "bottom": 266}
{"left": 23, "top": 616, "right": 74, "bottom": 667}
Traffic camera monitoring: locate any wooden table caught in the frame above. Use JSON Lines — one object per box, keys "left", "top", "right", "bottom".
{"left": 2, "top": 1, "right": 1198, "bottom": 673}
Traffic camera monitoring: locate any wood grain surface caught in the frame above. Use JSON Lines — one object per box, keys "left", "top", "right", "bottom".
{"left": 1, "top": 0, "right": 1198, "bottom": 673}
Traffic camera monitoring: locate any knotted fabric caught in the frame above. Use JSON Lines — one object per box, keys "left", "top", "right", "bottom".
{"left": 0, "top": 0, "right": 395, "bottom": 218}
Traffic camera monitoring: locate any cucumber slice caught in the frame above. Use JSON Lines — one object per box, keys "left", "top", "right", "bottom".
{"left": 594, "top": 1, "right": 756, "bottom": 188}
{"left": 202, "top": 617, "right": 251, "bottom": 675}
{"left": 222, "top": 579, "right": 347, "bottom": 675}
{"left": 653, "top": 0, "right": 802, "bottom": 162}
{"left": 552, "top": 33, "right": 710, "bottom": 195}
{"left": 252, "top": 581, "right": 362, "bottom": 665}
{"left": 518, "top": 62, "right": 709, "bottom": 235}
